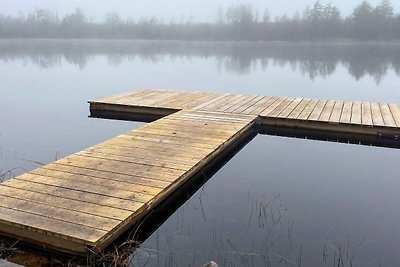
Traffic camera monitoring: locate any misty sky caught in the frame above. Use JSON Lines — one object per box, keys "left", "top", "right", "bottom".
{"left": 1, "top": 0, "right": 399, "bottom": 22}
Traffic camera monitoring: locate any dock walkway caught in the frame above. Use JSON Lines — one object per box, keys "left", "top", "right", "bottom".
{"left": 91, "top": 89, "right": 400, "bottom": 138}
{"left": 0, "top": 88, "right": 399, "bottom": 255}
{"left": 0, "top": 109, "right": 256, "bottom": 254}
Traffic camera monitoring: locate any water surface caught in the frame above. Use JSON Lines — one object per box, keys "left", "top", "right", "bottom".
{"left": 0, "top": 40, "right": 399, "bottom": 266}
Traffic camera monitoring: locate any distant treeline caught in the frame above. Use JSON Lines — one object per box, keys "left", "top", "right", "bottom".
{"left": 0, "top": 1, "right": 399, "bottom": 41}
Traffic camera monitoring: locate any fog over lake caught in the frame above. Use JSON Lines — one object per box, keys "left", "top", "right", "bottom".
{"left": 3, "top": 0, "right": 399, "bottom": 22}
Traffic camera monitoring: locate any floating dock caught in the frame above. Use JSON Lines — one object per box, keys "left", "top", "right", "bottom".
{"left": 91, "top": 89, "right": 400, "bottom": 139}
{"left": 0, "top": 88, "right": 399, "bottom": 255}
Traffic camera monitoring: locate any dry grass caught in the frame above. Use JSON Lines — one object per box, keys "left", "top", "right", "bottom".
{"left": 0, "top": 170, "right": 5, "bottom": 183}
{"left": 0, "top": 168, "right": 17, "bottom": 183}
{"left": 0, "top": 238, "right": 19, "bottom": 259}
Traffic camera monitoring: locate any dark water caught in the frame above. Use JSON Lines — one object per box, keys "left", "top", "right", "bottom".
{"left": 0, "top": 40, "right": 399, "bottom": 266}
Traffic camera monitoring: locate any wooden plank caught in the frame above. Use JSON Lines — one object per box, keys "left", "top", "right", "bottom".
{"left": 339, "top": 101, "right": 352, "bottom": 124}
{"left": 0, "top": 186, "right": 132, "bottom": 220}
{"left": 227, "top": 95, "right": 264, "bottom": 113}
{"left": 141, "top": 121, "right": 244, "bottom": 136}
{"left": 388, "top": 103, "right": 400, "bottom": 128}
{"left": 297, "top": 99, "right": 319, "bottom": 120}
{"left": 131, "top": 90, "right": 178, "bottom": 105}
{"left": 121, "top": 90, "right": 168, "bottom": 106}
{"left": 43, "top": 163, "right": 170, "bottom": 189}
{"left": 159, "top": 118, "right": 246, "bottom": 130}
{"left": 3, "top": 179, "right": 144, "bottom": 212}
{"left": 15, "top": 173, "right": 154, "bottom": 203}
{"left": 161, "top": 118, "right": 248, "bottom": 128}
{"left": 0, "top": 195, "right": 120, "bottom": 231}
{"left": 79, "top": 148, "right": 197, "bottom": 169}
{"left": 168, "top": 112, "right": 251, "bottom": 124}
{"left": 102, "top": 142, "right": 207, "bottom": 162}
{"left": 318, "top": 100, "right": 335, "bottom": 122}
{"left": 180, "top": 109, "right": 255, "bottom": 119}
{"left": 241, "top": 96, "right": 271, "bottom": 115}
{"left": 118, "top": 133, "right": 219, "bottom": 150}
{"left": 214, "top": 94, "right": 249, "bottom": 112}
{"left": 379, "top": 103, "right": 397, "bottom": 128}
{"left": 370, "top": 102, "right": 385, "bottom": 127}
{"left": 105, "top": 137, "right": 213, "bottom": 155}
{"left": 55, "top": 155, "right": 184, "bottom": 182}
{"left": 249, "top": 96, "right": 279, "bottom": 115}
{"left": 93, "top": 89, "right": 147, "bottom": 103}
{"left": 71, "top": 153, "right": 186, "bottom": 177}
{"left": 196, "top": 94, "right": 237, "bottom": 111}
{"left": 142, "top": 91, "right": 186, "bottom": 107}
{"left": 329, "top": 100, "right": 344, "bottom": 123}
{"left": 165, "top": 112, "right": 250, "bottom": 123}
{"left": 75, "top": 152, "right": 191, "bottom": 173}
{"left": 135, "top": 124, "right": 237, "bottom": 138}
{"left": 30, "top": 167, "right": 163, "bottom": 196}
{"left": 86, "top": 143, "right": 203, "bottom": 165}
{"left": 125, "top": 129, "right": 228, "bottom": 146}
{"left": 130, "top": 128, "right": 232, "bottom": 143}
{"left": 361, "top": 102, "right": 373, "bottom": 126}
{"left": 259, "top": 97, "right": 287, "bottom": 116}
{"left": 222, "top": 95, "right": 259, "bottom": 113}
{"left": 287, "top": 99, "right": 311, "bottom": 119}
{"left": 201, "top": 95, "right": 246, "bottom": 112}
{"left": 0, "top": 205, "right": 106, "bottom": 244}
{"left": 277, "top": 98, "right": 303, "bottom": 118}
{"left": 102, "top": 135, "right": 212, "bottom": 155}
{"left": 308, "top": 100, "right": 327, "bottom": 121}
{"left": 163, "top": 92, "right": 203, "bottom": 108}
{"left": 181, "top": 93, "right": 221, "bottom": 109}
{"left": 193, "top": 93, "right": 231, "bottom": 110}
{"left": 266, "top": 98, "right": 294, "bottom": 117}
{"left": 142, "top": 90, "right": 188, "bottom": 106}
{"left": 350, "top": 101, "right": 362, "bottom": 125}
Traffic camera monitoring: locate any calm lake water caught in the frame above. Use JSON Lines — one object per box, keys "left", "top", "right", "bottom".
{"left": 0, "top": 40, "right": 400, "bottom": 266}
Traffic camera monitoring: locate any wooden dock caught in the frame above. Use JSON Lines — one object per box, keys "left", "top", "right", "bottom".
{"left": 0, "top": 88, "right": 399, "bottom": 255}
{"left": 91, "top": 89, "right": 400, "bottom": 142}
{"left": 0, "top": 109, "right": 256, "bottom": 254}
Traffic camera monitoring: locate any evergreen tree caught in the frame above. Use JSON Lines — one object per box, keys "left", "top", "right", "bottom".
{"left": 352, "top": 1, "right": 374, "bottom": 39}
